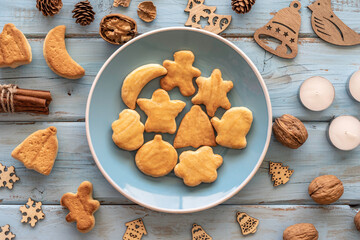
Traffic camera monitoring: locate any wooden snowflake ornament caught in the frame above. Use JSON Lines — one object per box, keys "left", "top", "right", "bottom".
{"left": 19, "top": 198, "right": 45, "bottom": 227}
{"left": 192, "top": 223, "right": 212, "bottom": 240}
{"left": 236, "top": 212, "right": 259, "bottom": 236}
{"left": 269, "top": 161, "right": 294, "bottom": 186}
{"left": 123, "top": 218, "right": 147, "bottom": 240}
{"left": 0, "top": 225, "right": 15, "bottom": 240}
{"left": 0, "top": 163, "right": 19, "bottom": 190}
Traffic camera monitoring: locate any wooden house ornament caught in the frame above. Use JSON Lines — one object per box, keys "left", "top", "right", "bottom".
{"left": 191, "top": 223, "right": 212, "bottom": 240}
{"left": 269, "top": 161, "right": 294, "bottom": 186}
{"left": 123, "top": 218, "right": 147, "bottom": 240}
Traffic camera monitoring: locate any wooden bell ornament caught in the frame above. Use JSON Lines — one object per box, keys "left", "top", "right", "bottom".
{"left": 236, "top": 212, "right": 259, "bottom": 236}
{"left": 254, "top": 1, "right": 301, "bottom": 59}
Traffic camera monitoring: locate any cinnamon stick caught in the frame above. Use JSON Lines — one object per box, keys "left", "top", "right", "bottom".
{"left": 16, "top": 88, "right": 52, "bottom": 103}
{"left": 0, "top": 106, "right": 49, "bottom": 114}
{"left": 1, "top": 96, "right": 47, "bottom": 108}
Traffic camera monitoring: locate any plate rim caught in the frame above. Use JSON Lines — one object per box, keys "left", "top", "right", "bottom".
{"left": 85, "top": 27, "right": 273, "bottom": 213}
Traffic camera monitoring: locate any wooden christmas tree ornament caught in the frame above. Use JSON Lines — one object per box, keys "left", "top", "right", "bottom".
{"left": 236, "top": 212, "right": 259, "bottom": 235}
{"left": 269, "top": 161, "right": 294, "bottom": 186}
{"left": 0, "top": 163, "right": 19, "bottom": 190}
{"left": 123, "top": 218, "right": 147, "bottom": 240}
{"left": 184, "top": 0, "right": 232, "bottom": 34}
{"left": 0, "top": 224, "right": 15, "bottom": 240}
{"left": 254, "top": 1, "right": 301, "bottom": 59}
{"left": 19, "top": 198, "right": 45, "bottom": 227}
{"left": 191, "top": 224, "right": 212, "bottom": 240}
{"left": 308, "top": 0, "right": 360, "bottom": 46}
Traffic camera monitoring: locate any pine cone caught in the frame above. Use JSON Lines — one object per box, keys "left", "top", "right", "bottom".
{"left": 231, "top": 0, "right": 256, "bottom": 14}
{"left": 36, "top": 0, "right": 63, "bottom": 16}
{"left": 72, "top": 0, "right": 96, "bottom": 26}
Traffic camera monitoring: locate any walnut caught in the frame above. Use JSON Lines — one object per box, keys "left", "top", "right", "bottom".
{"left": 137, "top": 1, "right": 156, "bottom": 22}
{"left": 355, "top": 211, "right": 360, "bottom": 232}
{"left": 283, "top": 223, "right": 319, "bottom": 240}
{"left": 308, "top": 175, "right": 344, "bottom": 205}
{"left": 272, "top": 114, "right": 308, "bottom": 149}
{"left": 99, "top": 14, "right": 137, "bottom": 45}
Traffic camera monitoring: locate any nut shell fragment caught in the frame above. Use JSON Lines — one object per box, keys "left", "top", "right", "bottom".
{"left": 137, "top": 1, "right": 157, "bottom": 22}
{"left": 308, "top": 175, "right": 344, "bottom": 205}
{"left": 99, "top": 14, "right": 137, "bottom": 45}
{"left": 355, "top": 211, "right": 360, "bottom": 232}
{"left": 283, "top": 223, "right": 319, "bottom": 240}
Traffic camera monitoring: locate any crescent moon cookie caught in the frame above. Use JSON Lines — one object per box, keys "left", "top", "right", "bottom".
{"left": 137, "top": 89, "right": 186, "bottom": 134}
{"left": 174, "top": 146, "right": 223, "bottom": 187}
{"left": 112, "top": 109, "right": 144, "bottom": 151}
{"left": 160, "top": 50, "right": 201, "bottom": 96}
{"left": 174, "top": 105, "right": 216, "bottom": 149}
{"left": 135, "top": 135, "right": 178, "bottom": 177}
{"left": 43, "top": 25, "right": 85, "bottom": 79}
{"left": 192, "top": 69, "right": 233, "bottom": 117}
{"left": 211, "top": 107, "right": 253, "bottom": 149}
{"left": 0, "top": 23, "right": 32, "bottom": 68}
{"left": 11, "top": 126, "right": 58, "bottom": 176}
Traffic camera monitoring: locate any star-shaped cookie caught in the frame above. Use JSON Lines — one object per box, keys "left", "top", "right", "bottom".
{"left": 160, "top": 50, "right": 201, "bottom": 96}
{"left": 137, "top": 89, "right": 186, "bottom": 134}
{"left": 192, "top": 69, "right": 233, "bottom": 117}
{"left": 174, "top": 146, "right": 223, "bottom": 187}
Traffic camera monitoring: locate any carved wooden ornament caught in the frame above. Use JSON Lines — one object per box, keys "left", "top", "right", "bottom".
{"left": 19, "top": 198, "right": 45, "bottom": 227}
{"left": 254, "top": 1, "right": 301, "bottom": 59}
{"left": 123, "top": 218, "right": 147, "bottom": 240}
{"left": 0, "top": 163, "right": 19, "bottom": 190}
{"left": 308, "top": 0, "right": 360, "bottom": 46}
{"left": 0, "top": 225, "right": 15, "bottom": 240}
{"left": 192, "top": 223, "right": 212, "bottom": 240}
{"left": 236, "top": 212, "right": 259, "bottom": 235}
{"left": 184, "top": 0, "right": 232, "bottom": 34}
{"left": 269, "top": 161, "right": 294, "bottom": 187}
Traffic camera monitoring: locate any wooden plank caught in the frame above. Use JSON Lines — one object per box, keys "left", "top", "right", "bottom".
{"left": 0, "top": 205, "right": 358, "bottom": 239}
{"left": 0, "top": 122, "right": 359, "bottom": 205}
{"left": 0, "top": 0, "right": 359, "bottom": 37}
{"left": 0, "top": 38, "right": 359, "bottom": 122}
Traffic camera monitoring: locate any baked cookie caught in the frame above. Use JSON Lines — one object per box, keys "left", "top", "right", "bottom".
{"left": 192, "top": 69, "right": 233, "bottom": 117}
{"left": 43, "top": 25, "right": 85, "bottom": 79}
{"left": 211, "top": 107, "right": 253, "bottom": 149}
{"left": 137, "top": 89, "right": 186, "bottom": 134}
{"left": 160, "top": 50, "right": 201, "bottom": 96}
{"left": 174, "top": 146, "right": 223, "bottom": 187}
{"left": 112, "top": 109, "right": 144, "bottom": 151}
{"left": 122, "top": 64, "right": 167, "bottom": 109}
{"left": 174, "top": 105, "right": 216, "bottom": 149}
{"left": 0, "top": 23, "right": 32, "bottom": 68}
{"left": 61, "top": 181, "right": 100, "bottom": 233}
{"left": 11, "top": 126, "right": 58, "bottom": 175}
{"left": 135, "top": 135, "right": 178, "bottom": 177}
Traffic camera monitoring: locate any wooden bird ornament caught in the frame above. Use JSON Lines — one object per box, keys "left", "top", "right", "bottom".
{"left": 308, "top": 0, "right": 360, "bottom": 46}
{"left": 254, "top": 1, "right": 301, "bottom": 59}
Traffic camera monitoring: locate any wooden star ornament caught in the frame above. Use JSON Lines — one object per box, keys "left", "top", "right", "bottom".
{"left": 137, "top": 89, "right": 186, "bottom": 134}
{"left": 192, "top": 69, "right": 233, "bottom": 117}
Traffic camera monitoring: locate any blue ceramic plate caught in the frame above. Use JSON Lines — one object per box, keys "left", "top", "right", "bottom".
{"left": 86, "top": 27, "right": 272, "bottom": 213}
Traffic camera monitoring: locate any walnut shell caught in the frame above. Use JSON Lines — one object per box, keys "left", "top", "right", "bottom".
{"left": 283, "top": 223, "right": 319, "bottom": 240}
{"left": 355, "top": 211, "right": 360, "bottom": 232}
{"left": 308, "top": 175, "right": 344, "bottom": 205}
{"left": 137, "top": 1, "right": 156, "bottom": 22}
{"left": 99, "top": 14, "right": 137, "bottom": 45}
{"left": 273, "top": 114, "right": 308, "bottom": 149}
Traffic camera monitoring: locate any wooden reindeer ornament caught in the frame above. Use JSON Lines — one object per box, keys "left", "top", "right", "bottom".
{"left": 308, "top": 0, "right": 360, "bottom": 46}
{"left": 184, "top": 0, "right": 231, "bottom": 34}
{"left": 254, "top": 1, "right": 301, "bottom": 59}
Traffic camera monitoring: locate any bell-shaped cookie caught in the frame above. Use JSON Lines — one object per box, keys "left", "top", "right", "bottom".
{"left": 11, "top": 126, "right": 58, "bottom": 175}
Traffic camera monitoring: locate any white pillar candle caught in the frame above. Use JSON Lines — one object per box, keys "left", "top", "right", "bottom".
{"left": 299, "top": 76, "right": 335, "bottom": 111}
{"left": 348, "top": 69, "right": 360, "bottom": 102}
{"left": 328, "top": 115, "right": 360, "bottom": 151}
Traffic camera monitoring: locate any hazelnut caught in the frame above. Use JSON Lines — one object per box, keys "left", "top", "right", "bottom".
{"left": 273, "top": 114, "right": 308, "bottom": 149}
{"left": 99, "top": 14, "right": 137, "bottom": 45}
{"left": 283, "top": 223, "right": 319, "bottom": 240}
{"left": 308, "top": 175, "right": 344, "bottom": 205}
{"left": 355, "top": 211, "right": 360, "bottom": 232}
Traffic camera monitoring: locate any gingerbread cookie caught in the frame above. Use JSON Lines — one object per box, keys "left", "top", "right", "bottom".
{"left": 0, "top": 23, "right": 32, "bottom": 68}
{"left": 60, "top": 181, "right": 100, "bottom": 233}
{"left": 112, "top": 109, "right": 144, "bottom": 151}
{"left": 174, "top": 105, "right": 216, "bottom": 149}
{"left": 11, "top": 126, "right": 58, "bottom": 175}
{"left": 137, "top": 89, "right": 186, "bottom": 134}
{"left": 192, "top": 69, "right": 233, "bottom": 117}
{"left": 160, "top": 50, "right": 201, "bottom": 96}
{"left": 135, "top": 135, "right": 178, "bottom": 177}
{"left": 175, "top": 146, "right": 223, "bottom": 187}
{"left": 211, "top": 107, "right": 253, "bottom": 149}
{"left": 43, "top": 25, "right": 85, "bottom": 79}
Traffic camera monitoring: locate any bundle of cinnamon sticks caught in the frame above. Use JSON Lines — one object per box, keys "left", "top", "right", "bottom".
{"left": 0, "top": 86, "right": 52, "bottom": 114}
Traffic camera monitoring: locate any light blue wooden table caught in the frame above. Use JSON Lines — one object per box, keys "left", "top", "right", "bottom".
{"left": 0, "top": 0, "right": 359, "bottom": 239}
